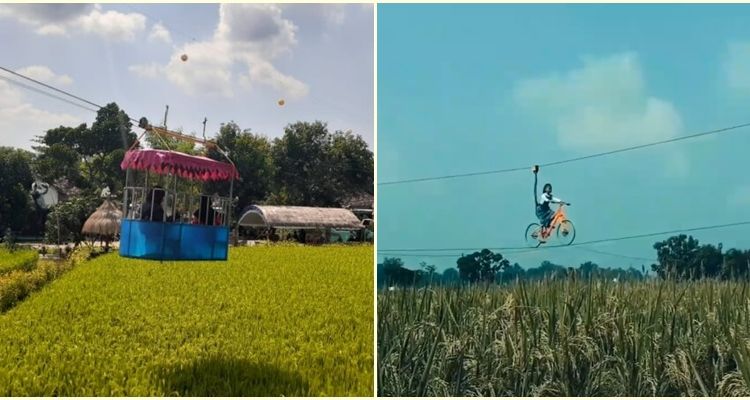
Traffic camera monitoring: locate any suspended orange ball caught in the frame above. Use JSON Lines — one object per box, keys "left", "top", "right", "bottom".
{"left": 277, "top": 99, "right": 285, "bottom": 106}
{"left": 180, "top": 54, "right": 188, "bottom": 62}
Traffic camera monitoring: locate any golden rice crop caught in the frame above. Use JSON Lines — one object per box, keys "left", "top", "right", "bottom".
{"left": 0, "top": 245, "right": 373, "bottom": 396}
{"left": 378, "top": 279, "right": 750, "bottom": 396}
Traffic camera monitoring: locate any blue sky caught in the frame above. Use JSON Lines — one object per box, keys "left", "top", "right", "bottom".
{"left": 0, "top": 4, "right": 373, "bottom": 150}
{"left": 378, "top": 4, "right": 750, "bottom": 272}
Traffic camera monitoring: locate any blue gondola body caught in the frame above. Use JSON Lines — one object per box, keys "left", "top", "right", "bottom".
{"left": 119, "top": 220, "right": 229, "bottom": 261}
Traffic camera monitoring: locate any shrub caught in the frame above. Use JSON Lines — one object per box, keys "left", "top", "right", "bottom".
{"left": 0, "top": 248, "right": 39, "bottom": 275}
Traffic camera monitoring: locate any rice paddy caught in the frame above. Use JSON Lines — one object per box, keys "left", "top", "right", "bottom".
{"left": 378, "top": 279, "right": 750, "bottom": 396}
{"left": 0, "top": 245, "right": 373, "bottom": 396}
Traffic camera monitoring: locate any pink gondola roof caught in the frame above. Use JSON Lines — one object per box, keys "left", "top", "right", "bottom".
{"left": 120, "top": 149, "right": 239, "bottom": 182}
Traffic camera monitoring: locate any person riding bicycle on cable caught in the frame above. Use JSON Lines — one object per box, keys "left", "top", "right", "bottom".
{"left": 533, "top": 167, "right": 569, "bottom": 240}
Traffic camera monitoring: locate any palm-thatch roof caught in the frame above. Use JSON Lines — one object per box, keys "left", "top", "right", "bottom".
{"left": 82, "top": 199, "right": 122, "bottom": 236}
{"left": 237, "top": 205, "right": 363, "bottom": 229}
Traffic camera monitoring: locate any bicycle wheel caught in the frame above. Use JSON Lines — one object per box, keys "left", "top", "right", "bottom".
{"left": 525, "top": 223, "right": 542, "bottom": 247}
{"left": 557, "top": 219, "right": 576, "bottom": 245}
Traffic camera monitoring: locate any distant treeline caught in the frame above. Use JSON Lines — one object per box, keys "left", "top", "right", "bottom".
{"left": 0, "top": 102, "right": 373, "bottom": 244}
{"left": 379, "top": 234, "right": 750, "bottom": 286}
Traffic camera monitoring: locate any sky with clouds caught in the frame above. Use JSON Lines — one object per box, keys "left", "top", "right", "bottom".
{"left": 378, "top": 4, "right": 750, "bottom": 272}
{"left": 0, "top": 3, "right": 373, "bottom": 151}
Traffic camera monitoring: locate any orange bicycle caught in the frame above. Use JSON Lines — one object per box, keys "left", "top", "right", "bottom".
{"left": 525, "top": 203, "right": 576, "bottom": 247}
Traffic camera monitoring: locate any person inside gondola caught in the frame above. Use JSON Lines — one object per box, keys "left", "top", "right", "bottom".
{"left": 193, "top": 195, "right": 217, "bottom": 225}
{"left": 141, "top": 187, "right": 166, "bottom": 222}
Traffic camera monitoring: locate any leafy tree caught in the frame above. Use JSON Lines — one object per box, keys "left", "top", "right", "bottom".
{"left": 271, "top": 121, "right": 373, "bottom": 207}
{"left": 43, "top": 194, "right": 99, "bottom": 244}
{"left": 382, "top": 257, "right": 423, "bottom": 286}
{"left": 34, "top": 143, "right": 81, "bottom": 185}
{"left": 84, "top": 103, "right": 136, "bottom": 156}
{"left": 420, "top": 261, "right": 436, "bottom": 282}
{"left": 441, "top": 267, "right": 460, "bottom": 283}
{"left": 33, "top": 102, "right": 136, "bottom": 197}
{"left": 206, "top": 122, "right": 274, "bottom": 215}
{"left": 145, "top": 127, "right": 196, "bottom": 154}
{"left": 272, "top": 121, "right": 338, "bottom": 206}
{"left": 497, "top": 262, "right": 525, "bottom": 283}
{"left": 696, "top": 243, "right": 723, "bottom": 279}
{"left": 652, "top": 235, "right": 701, "bottom": 279}
{"left": 34, "top": 124, "right": 88, "bottom": 152}
{"left": 722, "top": 249, "right": 749, "bottom": 280}
{"left": 457, "top": 249, "right": 510, "bottom": 283}
{"left": 0, "top": 147, "right": 36, "bottom": 233}
{"left": 578, "top": 261, "right": 600, "bottom": 279}
{"left": 520, "top": 260, "right": 564, "bottom": 281}
{"left": 330, "top": 130, "right": 374, "bottom": 198}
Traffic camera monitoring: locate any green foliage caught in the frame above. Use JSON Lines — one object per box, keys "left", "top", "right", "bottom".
{"left": 722, "top": 249, "right": 750, "bottom": 279}
{"left": 0, "top": 248, "right": 38, "bottom": 275}
{"left": 43, "top": 195, "right": 99, "bottom": 244}
{"left": 272, "top": 121, "right": 373, "bottom": 207}
{"left": 382, "top": 257, "right": 424, "bottom": 286}
{"left": 34, "top": 142, "right": 82, "bottom": 185}
{"left": 652, "top": 235, "right": 733, "bottom": 280}
{"left": 17, "top": 104, "right": 372, "bottom": 239}
{"left": 0, "top": 255, "right": 78, "bottom": 312}
{"left": 34, "top": 124, "right": 88, "bottom": 153}
{"left": 378, "top": 279, "right": 750, "bottom": 396}
{"left": 0, "top": 147, "right": 36, "bottom": 233}
{"left": 145, "top": 128, "right": 197, "bottom": 154}
{"left": 33, "top": 103, "right": 135, "bottom": 197}
{"left": 206, "top": 122, "right": 274, "bottom": 215}
{"left": 85, "top": 103, "right": 136, "bottom": 156}
{"left": 457, "top": 249, "right": 510, "bottom": 283}
{"left": 329, "top": 130, "right": 374, "bottom": 199}
{"left": 0, "top": 246, "right": 373, "bottom": 396}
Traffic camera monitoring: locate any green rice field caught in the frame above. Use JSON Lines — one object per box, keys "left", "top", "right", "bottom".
{"left": 0, "top": 245, "right": 373, "bottom": 396}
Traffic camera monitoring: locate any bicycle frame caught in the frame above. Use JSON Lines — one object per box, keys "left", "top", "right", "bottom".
{"left": 549, "top": 204, "right": 568, "bottom": 229}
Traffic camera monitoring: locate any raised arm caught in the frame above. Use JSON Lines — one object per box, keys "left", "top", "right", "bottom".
{"left": 533, "top": 166, "right": 539, "bottom": 206}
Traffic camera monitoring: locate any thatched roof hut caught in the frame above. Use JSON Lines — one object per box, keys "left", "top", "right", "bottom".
{"left": 237, "top": 205, "right": 363, "bottom": 230}
{"left": 82, "top": 199, "right": 122, "bottom": 236}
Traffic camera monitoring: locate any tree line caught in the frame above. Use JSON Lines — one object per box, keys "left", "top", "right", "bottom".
{"left": 0, "top": 102, "right": 373, "bottom": 244}
{"left": 379, "top": 234, "right": 750, "bottom": 286}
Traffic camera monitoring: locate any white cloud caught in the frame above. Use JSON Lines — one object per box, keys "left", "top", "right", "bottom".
{"left": 246, "top": 60, "right": 309, "bottom": 99}
{"left": 217, "top": 4, "right": 297, "bottom": 57}
{"left": 163, "top": 41, "right": 234, "bottom": 97}
{"left": 0, "top": 4, "right": 91, "bottom": 25}
{"left": 725, "top": 41, "right": 750, "bottom": 92}
{"left": 514, "top": 52, "right": 683, "bottom": 152}
{"left": 279, "top": 4, "right": 347, "bottom": 28}
{"left": 0, "top": 79, "right": 82, "bottom": 150}
{"left": 16, "top": 66, "right": 73, "bottom": 87}
{"left": 129, "top": 4, "right": 309, "bottom": 99}
{"left": 0, "top": 4, "right": 146, "bottom": 42}
{"left": 77, "top": 9, "right": 146, "bottom": 42}
{"left": 128, "top": 63, "right": 163, "bottom": 79}
{"left": 35, "top": 24, "right": 67, "bottom": 36}
{"left": 148, "top": 22, "right": 172, "bottom": 44}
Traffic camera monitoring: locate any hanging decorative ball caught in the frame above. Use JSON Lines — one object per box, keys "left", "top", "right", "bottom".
{"left": 181, "top": 54, "right": 188, "bottom": 62}
{"left": 277, "top": 99, "right": 285, "bottom": 106}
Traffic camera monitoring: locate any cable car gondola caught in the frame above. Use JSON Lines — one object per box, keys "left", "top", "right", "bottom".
{"left": 119, "top": 118, "right": 239, "bottom": 261}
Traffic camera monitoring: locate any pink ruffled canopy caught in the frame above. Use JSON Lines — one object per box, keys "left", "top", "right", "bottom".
{"left": 120, "top": 149, "right": 239, "bottom": 182}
